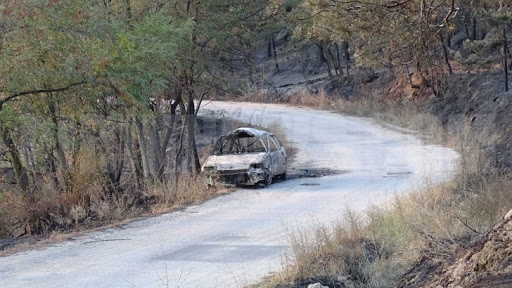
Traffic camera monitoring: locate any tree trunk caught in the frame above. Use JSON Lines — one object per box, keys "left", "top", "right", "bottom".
{"left": 174, "top": 115, "right": 187, "bottom": 178}
{"left": 106, "top": 126, "right": 125, "bottom": 188}
{"left": 342, "top": 41, "right": 350, "bottom": 75}
{"left": 440, "top": 32, "right": 453, "bottom": 75}
{"left": 1, "top": 125, "right": 30, "bottom": 194}
{"left": 191, "top": 130, "right": 200, "bottom": 173}
{"left": 271, "top": 34, "right": 279, "bottom": 72}
{"left": 134, "top": 116, "right": 151, "bottom": 181}
{"left": 316, "top": 43, "right": 327, "bottom": 64}
{"left": 504, "top": 27, "right": 509, "bottom": 92}
{"left": 267, "top": 35, "right": 272, "bottom": 58}
{"left": 149, "top": 122, "right": 161, "bottom": 180}
{"left": 187, "top": 94, "right": 200, "bottom": 174}
{"left": 322, "top": 42, "right": 334, "bottom": 82}
{"left": 48, "top": 97, "right": 70, "bottom": 191}
{"left": 125, "top": 119, "right": 141, "bottom": 188}
{"left": 157, "top": 96, "right": 181, "bottom": 180}
{"left": 328, "top": 43, "right": 342, "bottom": 77}
{"left": 335, "top": 43, "right": 343, "bottom": 76}
{"left": 464, "top": 23, "right": 471, "bottom": 40}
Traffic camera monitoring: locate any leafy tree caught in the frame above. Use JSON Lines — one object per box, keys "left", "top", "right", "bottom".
{"left": 0, "top": 0, "right": 286, "bottom": 235}
{"left": 0, "top": 0, "right": 93, "bottom": 194}
{"left": 291, "top": 0, "right": 460, "bottom": 90}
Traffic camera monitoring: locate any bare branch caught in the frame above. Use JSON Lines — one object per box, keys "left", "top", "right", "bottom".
{"left": 0, "top": 80, "right": 87, "bottom": 110}
{"left": 440, "top": 0, "right": 459, "bottom": 27}
{"left": 385, "top": 0, "right": 414, "bottom": 10}
{"left": 457, "top": 216, "right": 479, "bottom": 234}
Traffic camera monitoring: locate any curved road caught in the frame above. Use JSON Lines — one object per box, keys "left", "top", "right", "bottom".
{"left": 0, "top": 102, "right": 458, "bottom": 288}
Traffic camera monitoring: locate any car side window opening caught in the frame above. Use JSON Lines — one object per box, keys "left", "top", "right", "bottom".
{"left": 272, "top": 135, "right": 284, "bottom": 149}
{"left": 269, "top": 136, "right": 279, "bottom": 152}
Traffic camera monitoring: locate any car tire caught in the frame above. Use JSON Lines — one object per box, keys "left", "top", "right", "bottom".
{"left": 257, "top": 173, "right": 272, "bottom": 188}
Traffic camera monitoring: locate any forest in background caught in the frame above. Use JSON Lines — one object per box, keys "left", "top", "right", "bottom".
{"left": 1, "top": 0, "right": 512, "bottom": 238}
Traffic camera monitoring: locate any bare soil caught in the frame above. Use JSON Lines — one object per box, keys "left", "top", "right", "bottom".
{"left": 399, "top": 212, "right": 512, "bottom": 288}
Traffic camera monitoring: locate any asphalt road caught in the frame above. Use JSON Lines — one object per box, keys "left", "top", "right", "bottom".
{"left": 0, "top": 102, "right": 458, "bottom": 288}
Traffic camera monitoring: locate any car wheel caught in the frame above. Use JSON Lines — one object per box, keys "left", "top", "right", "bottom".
{"left": 276, "top": 172, "right": 286, "bottom": 180}
{"left": 257, "top": 173, "right": 272, "bottom": 188}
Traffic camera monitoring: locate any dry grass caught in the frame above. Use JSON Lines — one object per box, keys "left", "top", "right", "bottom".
{"left": 0, "top": 110, "right": 288, "bottom": 246}
{"left": 262, "top": 172, "right": 512, "bottom": 287}
{"left": 332, "top": 94, "right": 447, "bottom": 144}
{"left": 0, "top": 146, "right": 105, "bottom": 237}
{"left": 266, "top": 118, "right": 289, "bottom": 148}
{"left": 234, "top": 86, "right": 336, "bottom": 110}
{"left": 237, "top": 88, "right": 280, "bottom": 103}
{"left": 275, "top": 210, "right": 376, "bottom": 285}
{"left": 148, "top": 173, "right": 217, "bottom": 214}
{"left": 255, "top": 90, "right": 512, "bottom": 287}
{"left": 285, "top": 89, "right": 336, "bottom": 109}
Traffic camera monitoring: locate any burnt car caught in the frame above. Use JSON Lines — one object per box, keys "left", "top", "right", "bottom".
{"left": 201, "top": 127, "right": 287, "bottom": 187}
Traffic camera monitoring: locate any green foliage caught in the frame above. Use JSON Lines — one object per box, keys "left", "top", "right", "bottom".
{"left": 292, "top": 0, "right": 459, "bottom": 76}
{"left": 0, "top": 0, "right": 281, "bottom": 236}
{"left": 106, "top": 14, "right": 194, "bottom": 107}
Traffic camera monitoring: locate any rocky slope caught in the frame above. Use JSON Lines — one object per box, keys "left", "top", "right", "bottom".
{"left": 400, "top": 210, "right": 512, "bottom": 288}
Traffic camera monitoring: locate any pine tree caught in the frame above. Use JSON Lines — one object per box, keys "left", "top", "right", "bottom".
{"left": 457, "top": 6, "right": 512, "bottom": 91}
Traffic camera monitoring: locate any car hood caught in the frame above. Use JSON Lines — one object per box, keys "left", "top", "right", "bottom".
{"left": 202, "top": 153, "right": 267, "bottom": 171}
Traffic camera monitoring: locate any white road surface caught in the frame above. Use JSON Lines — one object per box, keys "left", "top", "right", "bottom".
{"left": 0, "top": 102, "right": 458, "bottom": 288}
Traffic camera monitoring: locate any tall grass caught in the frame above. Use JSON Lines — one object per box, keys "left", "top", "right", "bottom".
{"left": 147, "top": 172, "right": 218, "bottom": 214}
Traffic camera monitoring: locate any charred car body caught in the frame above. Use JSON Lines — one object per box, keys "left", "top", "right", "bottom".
{"left": 201, "top": 128, "right": 287, "bottom": 187}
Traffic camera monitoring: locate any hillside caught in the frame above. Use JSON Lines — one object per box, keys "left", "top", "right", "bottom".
{"left": 249, "top": 31, "right": 512, "bottom": 287}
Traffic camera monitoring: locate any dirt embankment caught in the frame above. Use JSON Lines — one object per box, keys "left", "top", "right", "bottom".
{"left": 400, "top": 210, "right": 512, "bottom": 288}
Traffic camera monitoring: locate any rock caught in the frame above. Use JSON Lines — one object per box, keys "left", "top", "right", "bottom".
{"left": 0, "top": 239, "right": 14, "bottom": 250}
{"left": 307, "top": 283, "right": 328, "bottom": 288}
{"left": 337, "top": 276, "right": 355, "bottom": 288}
{"left": 399, "top": 216, "right": 512, "bottom": 287}
{"left": 504, "top": 208, "right": 512, "bottom": 219}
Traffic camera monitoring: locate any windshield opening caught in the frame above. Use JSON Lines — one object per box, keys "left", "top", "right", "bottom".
{"left": 213, "top": 134, "right": 267, "bottom": 155}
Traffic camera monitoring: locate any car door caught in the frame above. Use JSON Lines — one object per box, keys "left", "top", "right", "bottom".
{"left": 269, "top": 135, "right": 286, "bottom": 175}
